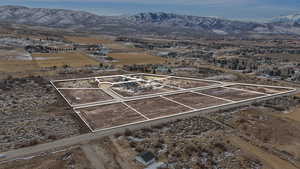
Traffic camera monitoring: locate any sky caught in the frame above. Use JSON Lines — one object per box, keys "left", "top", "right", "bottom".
{"left": 0, "top": 0, "right": 299, "bottom": 21}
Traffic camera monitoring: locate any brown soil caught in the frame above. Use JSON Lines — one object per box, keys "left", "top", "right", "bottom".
{"left": 199, "top": 87, "right": 265, "bottom": 101}
{"left": 77, "top": 103, "right": 146, "bottom": 130}
{"left": 126, "top": 97, "right": 191, "bottom": 119}
{"left": 165, "top": 92, "right": 229, "bottom": 109}
{"left": 109, "top": 52, "right": 166, "bottom": 65}
{"left": 280, "top": 106, "right": 300, "bottom": 122}
{"left": 53, "top": 79, "right": 98, "bottom": 88}
{"left": 0, "top": 148, "right": 92, "bottom": 169}
{"left": 230, "top": 108, "right": 300, "bottom": 162}
{"left": 59, "top": 89, "right": 113, "bottom": 105}
{"left": 228, "top": 85, "right": 292, "bottom": 94}
{"left": 230, "top": 136, "right": 298, "bottom": 169}
{"left": 159, "top": 77, "right": 219, "bottom": 89}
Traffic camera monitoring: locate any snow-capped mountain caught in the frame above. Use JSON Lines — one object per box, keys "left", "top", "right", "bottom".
{"left": 128, "top": 12, "right": 268, "bottom": 34}
{"left": 0, "top": 5, "right": 119, "bottom": 28}
{"left": 0, "top": 5, "right": 300, "bottom": 35}
{"left": 272, "top": 14, "right": 300, "bottom": 26}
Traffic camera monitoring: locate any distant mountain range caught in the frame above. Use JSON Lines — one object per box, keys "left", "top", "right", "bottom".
{"left": 272, "top": 14, "right": 300, "bottom": 26}
{"left": 1, "top": 5, "right": 300, "bottom": 36}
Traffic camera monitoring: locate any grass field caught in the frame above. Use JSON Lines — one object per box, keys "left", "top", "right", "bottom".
{"left": 32, "top": 52, "right": 99, "bottom": 68}
{"left": 109, "top": 52, "right": 166, "bottom": 65}
{"left": 0, "top": 52, "right": 99, "bottom": 73}
{"left": 64, "top": 36, "right": 113, "bottom": 44}
{"left": 65, "top": 36, "right": 143, "bottom": 51}
{"left": 0, "top": 60, "right": 39, "bottom": 72}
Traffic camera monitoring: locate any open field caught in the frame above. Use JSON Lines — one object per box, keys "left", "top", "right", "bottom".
{"left": 225, "top": 107, "right": 300, "bottom": 168}
{"left": 51, "top": 73, "right": 296, "bottom": 132}
{"left": 108, "top": 52, "right": 166, "bottom": 65}
{"left": 165, "top": 92, "right": 230, "bottom": 109}
{"left": 158, "top": 77, "right": 221, "bottom": 89}
{"left": 64, "top": 36, "right": 113, "bottom": 44}
{"left": 0, "top": 147, "right": 92, "bottom": 169}
{"left": 199, "top": 87, "right": 265, "bottom": 101}
{"left": 58, "top": 89, "right": 113, "bottom": 106}
{"left": 0, "top": 60, "right": 39, "bottom": 72}
{"left": 127, "top": 96, "right": 191, "bottom": 119}
{"left": 0, "top": 48, "right": 31, "bottom": 60}
{"left": 228, "top": 84, "right": 293, "bottom": 94}
{"left": 0, "top": 52, "right": 99, "bottom": 73}
{"left": 32, "top": 52, "right": 99, "bottom": 68}
{"left": 229, "top": 135, "right": 298, "bottom": 169}
{"left": 53, "top": 79, "right": 99, "bottom": 88}
{"left": 76, "top": 103, "right": 147, "bottom": 130}
{"left": 65, "top": 35, "right": 142, "bottom": 51}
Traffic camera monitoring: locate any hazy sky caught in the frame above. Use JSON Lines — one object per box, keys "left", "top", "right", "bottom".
{"left": 1, "top": 0, "right": 299, "bottom": 21}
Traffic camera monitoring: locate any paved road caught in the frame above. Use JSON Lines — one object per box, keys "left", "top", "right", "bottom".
{"left": 0, "top": 89, "right": 298, "bottom": 164}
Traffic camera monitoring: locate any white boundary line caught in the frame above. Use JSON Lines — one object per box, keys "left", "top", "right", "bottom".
{"left": 90, "top": 89, "right": 297, "bottom": 133}
{"left": 222, "top": 86, "right": 269, "bottom": 95}
{"left": 50, "top": 81, "right": 72, "bottom": 107}
{"left": 223, "top": 82, "right": 295, "bottom": 90}
{"left": 110, "top": 84, "right": 223, "bottom": 101}
{"left": 57, "top": 88, "right": 104, "bottom": 90}
{"left": 57, "top": 88, "right": 116, "bottom": 107}
{"left": 160, "top": 95, "right": 196, "bottom": 110}
{"left": 72, "top": 83, "right": 293, "bottom": 109}
{"left": 121, "top": 102, "right": 150, "bottom": 120}
{"left": 73, "top": 110, "right": 94, "bottom": 132}
{"left": 70, "top": 99, "right": 118, "bottom": 108}
{"left": 190, "top": 91, "right": 235, "bottom": 103}
{"left": 50, "top": 73, "right": 297, "bottom": 133}
{"left": 93, "top": 91, "right": 294, "bottom": 132}
{"left": 137, "top": 73, "right": 224, "bottom": 85}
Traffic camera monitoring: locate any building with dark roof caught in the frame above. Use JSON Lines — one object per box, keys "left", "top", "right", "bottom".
{"left": 135, "top": 151, "right": 156, "bottom": 166}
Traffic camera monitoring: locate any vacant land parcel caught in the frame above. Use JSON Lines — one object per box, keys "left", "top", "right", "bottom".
{"left": 51, "top": 73, "right": 296, "bottom": 132}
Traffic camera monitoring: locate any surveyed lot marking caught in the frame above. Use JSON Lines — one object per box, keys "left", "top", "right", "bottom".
{"left": 160, "top": 95, "right": 196, "bottom": 110}
{"left": 191, "top": 91, "right": 235, "bottom": 103}
{"left": 122, "top": 102, "right": 150, "bottom": 120}
{"left": 51, "top": 73, "right": 296, "bottom": 132}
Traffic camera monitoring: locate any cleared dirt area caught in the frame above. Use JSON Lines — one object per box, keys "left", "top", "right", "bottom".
{"left": 165, "top": 92, "right": 230, "bottom": 109}
{"left": 59, "top": 89, "right": 113, "bottom": 105}
{"left": 229, "top": 136, "right": 298, "bottom": 169}
{"left": 228, "top": 84, "right": 292, "bottom": 94}
{"left": 109, "top": 52, "right": 166, "bottom": 65}
{"left": 128, "top": 74, "right": 168, "bottom": 81}
{"left": 281, "top": 106, "right": 300, "bottom": 122}
{"left": 76, "top": 103, "right": 146, "bottom": 130}
{"left": 230, "top": 108, "right": 300, "bottom": 163}
{"left": 126, "top": 97, "right": 191, "bottom": 119}
{"left": 98, "top": 76, "right": 133, "bottom": 83}
{"left": 0, "top": 147, "right": 92, "bottom": 169}
{"left": 111, "top": 81, "right": 177, "bottom": 97}
{"left": 158, "top": 77, "right": 219, "bottom": 89}
{"left": 198, "top": 87, "right": 265, "bottom": 101}
{"left": 53, "top": 79, "right": 98, "bottom": 88}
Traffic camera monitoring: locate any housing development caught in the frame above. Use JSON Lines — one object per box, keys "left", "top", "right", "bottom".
{"left": 51, "top": 74, "right": 295, "bottom": 132}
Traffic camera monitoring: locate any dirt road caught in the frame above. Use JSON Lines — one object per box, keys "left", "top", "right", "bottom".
{"left": 82, "top": 145, "right": 105, "bottom": 169}
{"left": 230, "top": 136, "right": 298, "bottom": 169}
{"left": 0, "top": 89, "right": 297, "bottom": 164}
